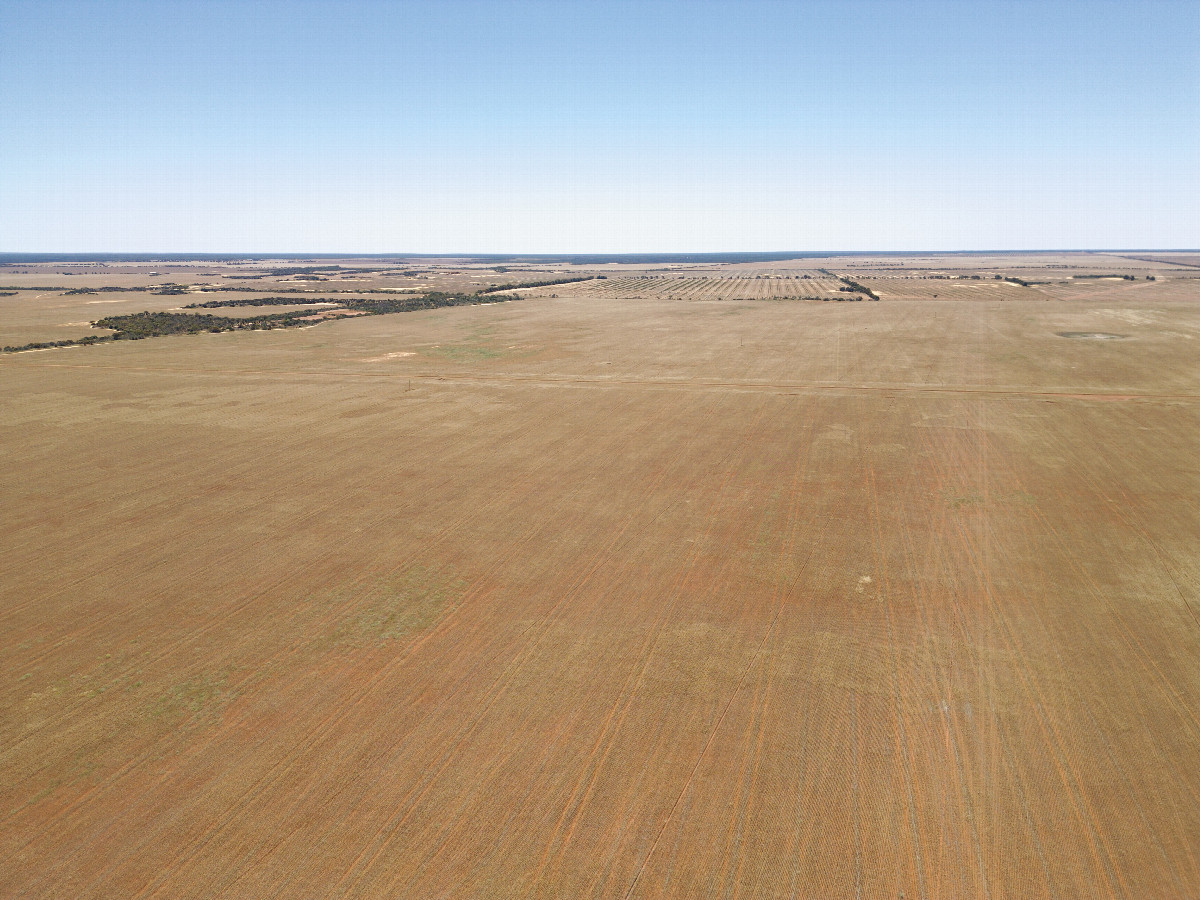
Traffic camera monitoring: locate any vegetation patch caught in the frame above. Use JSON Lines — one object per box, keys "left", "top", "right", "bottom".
{"left": 308, "top": 567, "right": 466, "bottom": 651}
{"left": 2, "top": 290, "right": 524, "bottom": 352}
{"left": 945, "top": 491, "right": 985, "bottom": 508}
{"left": 835, "top": 275, "right": 881, "bottom": 300}
{"left": 2, "top": 335, "right": 114, "bottom": 352}
{"left": 149, "top": 669, "right": 239, "bottom": 728}
{"left": 477, "top": 275, "right": 600, "bottom": 293}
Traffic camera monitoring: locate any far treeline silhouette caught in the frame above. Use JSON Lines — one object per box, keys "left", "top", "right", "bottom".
{"left": 2, "top": 290, "right": 519, "bottom": 352}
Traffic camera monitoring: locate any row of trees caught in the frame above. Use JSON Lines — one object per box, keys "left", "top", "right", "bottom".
{"left": 2, "top": 334, "right": 113, "bottom": 353}
{"left": 477, "top": 275, "right": 601, "bottom": 294}
{"left": 836, "top": 277, "right": 881, "bottom": 300}
{"left": 4, "top": 288, "right": 531, "bottom": 353}
{"left": 184, "top": 295, "right": 324, "bottom": 309}
{"left": 76, "top": 291, "right": 519, "bottom": 344}
{"left": 0, "top": 285, "right": 148, "bottom": 292}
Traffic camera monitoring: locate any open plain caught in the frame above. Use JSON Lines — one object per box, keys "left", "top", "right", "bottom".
{"left": 2, "top": 252, "right": 1200, "bottom": 897}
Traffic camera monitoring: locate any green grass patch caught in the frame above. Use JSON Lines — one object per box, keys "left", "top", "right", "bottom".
{"left": 308, "top": 566, "right": 467, "bottom": 651}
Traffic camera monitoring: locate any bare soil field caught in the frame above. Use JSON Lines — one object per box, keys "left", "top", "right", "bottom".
{"left": 2, "top": 253, "right": 1199, "bottom": 898}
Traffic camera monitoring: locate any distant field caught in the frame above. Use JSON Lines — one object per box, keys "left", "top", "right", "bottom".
{"left": 2, "top": 253, "right": 1199, "bottom": 898}
{"left": 853, "top": 277, "right": 1042, "bottom": 301}
{"left": 538, "top": 274, "right": 849, "bottom": 300}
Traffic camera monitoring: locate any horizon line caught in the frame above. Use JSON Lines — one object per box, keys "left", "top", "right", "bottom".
{"left": 3, "top": 248, "right": 1198, "bottom": 264}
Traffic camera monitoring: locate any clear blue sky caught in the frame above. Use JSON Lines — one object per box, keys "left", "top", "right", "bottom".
{"left": 1, "top": 0, "right": 1196, "bottom": 252}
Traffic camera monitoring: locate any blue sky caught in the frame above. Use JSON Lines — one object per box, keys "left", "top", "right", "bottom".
{"left": 1, "top": 0, "right": 1196, "bottom": 251}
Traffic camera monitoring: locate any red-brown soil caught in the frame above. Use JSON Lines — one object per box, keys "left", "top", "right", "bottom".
{"left": 2, "top": 261, "right": 1199, "bottom": 897}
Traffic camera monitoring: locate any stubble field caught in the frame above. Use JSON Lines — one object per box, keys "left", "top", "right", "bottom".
{"left": 2, "top": 254, "right": 1199, "bottom": 898}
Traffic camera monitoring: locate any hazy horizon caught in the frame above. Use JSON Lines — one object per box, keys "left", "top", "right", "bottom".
{"left": 3, "top": 249, "right": 1200, "bottom": 264}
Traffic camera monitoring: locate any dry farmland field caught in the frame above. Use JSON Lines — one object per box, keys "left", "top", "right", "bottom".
{"left": 2, "top": 252, "right": 1200, "bottom": 898}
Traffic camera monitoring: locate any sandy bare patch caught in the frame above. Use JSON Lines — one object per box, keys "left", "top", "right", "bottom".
{"left": 363, "top": 351, "right": 416, "bottom": 362}
{"left": 1097, "top": 309, "right": 1160, "bottom": 326}
{"left": 15, "top": 344, "right": 82, "bottom": 353}
{"left": 296, "top": 309, "right": 370, "bottom": 322}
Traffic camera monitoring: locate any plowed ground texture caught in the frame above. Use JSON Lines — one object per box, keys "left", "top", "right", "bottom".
{"left": 3, "top": 292, "right": 1200, "bottom": 898}
{"left": 537, "top": 275, "right": 846, "bottom": 300}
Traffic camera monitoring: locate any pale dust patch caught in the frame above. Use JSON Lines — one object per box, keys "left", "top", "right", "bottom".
{"left": 1095, "top": 309, "right": 1160, "bottom": 326}
{"left": 149, "top": 669, "right": 239, "bottom": 730}
{"left": 363, "top": 351, "right": 416, "bottom": 362}
{"left": 306, "top": 567, "right": 467, "bottom": 651}
{"left": 297, "top": 309, "right": 367, "bottom": 322}
{"left": 816, "top": 423, "right": 854, "bottom": 443}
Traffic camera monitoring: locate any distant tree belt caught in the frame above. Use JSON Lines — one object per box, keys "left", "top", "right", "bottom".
{"left": 183, "top": 294, "right": 426, "bottom": 309}
{"left": 226, "top": 266, "right": 387, "bottom": 277}
{"left": 99, "top": 293, "right": 512, "bottom": 336}
{"left": 184, "top": 295, "right": 344, "bottom": 308}
{"left": 0, "top": 285, "right": 153, "bottom": 293}
{"left": 263, "top": 266, "right": 337, "bottom": 276}
{"left": 2, "top": 334, "right": 115, "bottom": 353}
{"left": 340, "top": 292, "right": 520, "bottom": 313}
{"left": 93, "top": 310, "right": 305, "bottom": 338}
{"left": 476, "top": 275, "right": 601, "bottom": 293}
{"left": 182, "top": 293, "right": 507, "bottom": 313}
{"left": 1, "top": 291, "right": 520, "bottom": 353}
{"left": 200, "top": 286, "right": 423, "bottom": 294}
{"left": 836, "top": 276, "right": 881, "bottom": 300}
{"left": 1117, "top": 254, "right": 1200, "bottom": 269}
{"left": 0, "top": 284, "right": 432, "bottom": 295}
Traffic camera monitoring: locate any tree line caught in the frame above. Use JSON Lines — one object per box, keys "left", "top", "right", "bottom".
{"left": 2, "top": 290, "right": 524, "bottom": 352}
{"left": 836, "top": 277, "right": 881, "bottom": 300}
{"left": 476, "top": 275, "right": 601, "bottom": 294}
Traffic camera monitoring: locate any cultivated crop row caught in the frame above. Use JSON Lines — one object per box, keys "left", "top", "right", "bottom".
{"left": 554, "top": 276, "right": 850, "bottom": 301}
